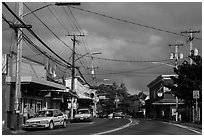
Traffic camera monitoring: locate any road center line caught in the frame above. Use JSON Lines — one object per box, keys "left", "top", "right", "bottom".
{"left": 93, "top": 118, "right": 133, "bottom": 135}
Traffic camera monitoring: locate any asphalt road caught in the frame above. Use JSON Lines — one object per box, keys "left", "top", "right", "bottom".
{"left": 105, "top": 119, "right": 202, "bottom": 135}
{"left": 14, "top": 118, "right": 201, "bottom": 135}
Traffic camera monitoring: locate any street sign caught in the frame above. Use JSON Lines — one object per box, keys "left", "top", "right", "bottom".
{"left": 193, "top": 90, "right": 200, "bottom": 99}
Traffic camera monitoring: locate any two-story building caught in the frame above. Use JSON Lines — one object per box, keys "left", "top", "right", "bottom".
{"left": 144, "top": 75, "right": 184, "bottom": 121}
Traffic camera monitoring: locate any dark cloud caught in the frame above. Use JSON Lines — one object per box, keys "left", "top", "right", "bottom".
{"left": 2, "top": 2, "right": 202, "bottom": 95}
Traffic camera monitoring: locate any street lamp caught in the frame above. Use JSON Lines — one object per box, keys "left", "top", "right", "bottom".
{"left": 151, "top": 62, "right": 175, "bottom": 68}
{"left": 22, "top": 2, "right": 81, "bottom": 17}
{"left": 75, "top": 52, "right": 102, "bottom": 62}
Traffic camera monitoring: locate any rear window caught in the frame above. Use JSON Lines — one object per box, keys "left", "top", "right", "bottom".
{"left": 77, "top": 109, "right": 89, "bottom": 114}
{"left": 34, "top": 110, "right": 53, "bottom": 117}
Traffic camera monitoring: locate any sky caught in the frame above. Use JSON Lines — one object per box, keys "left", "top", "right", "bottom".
{"left": 2, "top": 1, "right": 202, "bottom": 95}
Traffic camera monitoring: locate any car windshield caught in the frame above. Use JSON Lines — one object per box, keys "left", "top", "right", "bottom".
{"left": 77, "top": 110, "right": 89, "bottom": 114}
{"left": 34, "top": 110, "right": 53, "bottom": 117}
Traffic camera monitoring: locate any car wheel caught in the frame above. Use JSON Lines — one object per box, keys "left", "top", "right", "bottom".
{"left": 62, "top": 120, "right": 67, "bottom": 128}
{"left": 49, "top": 121, "right": 54, "bottom": 130}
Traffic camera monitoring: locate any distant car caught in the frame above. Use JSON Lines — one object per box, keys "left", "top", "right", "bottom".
{"left": 98, "top": 113, "right": 108, "bottom": 118}
{"left": 113, "top": 112, "right": 125, "bottom": 118}
{"left": 108, "top": 113, "right": 114, "bottom": 118}
{"left": 73, "top": 108, "right": 93, "bottom": 122}
{"left": 24, "top": 109, "right": 67, "bottom": 130}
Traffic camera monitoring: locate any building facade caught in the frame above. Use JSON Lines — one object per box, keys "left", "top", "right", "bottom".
{"left": 145, "top": 75, "right": 184, "bottom": 121}
{"left": 2, "top": 54, "right": 71, "bottom": 130}
{"left": 65, "top": 76, "right": 97, "bottom": 117}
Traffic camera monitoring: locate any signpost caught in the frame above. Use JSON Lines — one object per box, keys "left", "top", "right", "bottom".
{"left": 193, "top": 90, "right": 200, "bottom": 122}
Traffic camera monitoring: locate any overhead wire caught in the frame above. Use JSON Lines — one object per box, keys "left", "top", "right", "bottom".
{"left": 45, "top": 2, "right": 70, "bottom": 34}
{"left": 22, "top": 30, "right": 69, "bottom": 68}
{"left": 3, "top": 2, "right": 73, "bottom": 68}
{"left": 66, "top": 6, "right": 101, "bottom": 79}
{"left": 24, "top": 3, "right": 92, "bottom": 85}
{"left": 63, "top": 6, "right": 95, "bottom": 80}
{"left": 70, "top": 6, "right": 201, "bottom": 40}
{"left": 24, "top": 3, "right": 73, "bottom": 51}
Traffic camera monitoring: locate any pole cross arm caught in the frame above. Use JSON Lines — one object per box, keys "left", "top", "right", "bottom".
{"left": 9, "top": 23, "right": 32, "bottom": 29}
{"left": 55, "top": 2, "right": 81, "bottom": 6}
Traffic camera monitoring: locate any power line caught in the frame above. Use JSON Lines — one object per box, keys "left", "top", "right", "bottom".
{"left": 24, "top": 3, "right": 73, "bottom": 51}
{"left": 3, "top": 2, "right": 73, "bottom": 68}
{"left": 45, "top": 2, "right": 70, "bottom": 34}
{"left": 92, "top": 56, "right": 176, "bottom": 63}
{"left": 70, "top": 6, "right": 201, "bottom": 40}
{"left": 95, "top": 64, "right": 170, "bottom": 75}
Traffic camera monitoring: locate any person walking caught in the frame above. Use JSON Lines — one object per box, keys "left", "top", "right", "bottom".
{"left": 23, "top": 105, "right": 28, "bottom": 124}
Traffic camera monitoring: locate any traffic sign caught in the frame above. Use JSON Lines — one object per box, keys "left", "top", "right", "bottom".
{"left": 193, "top": 90, "right": 200, "bottom": 99}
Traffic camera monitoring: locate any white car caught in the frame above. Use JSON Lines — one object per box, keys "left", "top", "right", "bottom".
{"left": 24, "top": 109, "right": 67, "bottom": 130}
{"left": 72, "top": 108, "right": 93, "bottom": 122}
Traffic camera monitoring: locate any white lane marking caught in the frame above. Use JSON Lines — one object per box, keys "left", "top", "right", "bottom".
{"left": 71, "top": 122, "right": 94, "bottom": 125}
{"left": 93, "top": 118, "right": 133, "bottom": 135}
{"left": 163, "top": 122, "right": 202, "bottom": 135}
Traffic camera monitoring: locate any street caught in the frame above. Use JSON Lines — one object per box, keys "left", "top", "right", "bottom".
{"left": 11, "top": 118, "right": 201, "bottom": 135}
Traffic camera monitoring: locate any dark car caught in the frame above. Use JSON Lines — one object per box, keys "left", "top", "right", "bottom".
{"left": 98, "top": 113, "right": 108, "bottom": 118}
{"left": 113, "top": 112, "right": 125, "bottom": 118}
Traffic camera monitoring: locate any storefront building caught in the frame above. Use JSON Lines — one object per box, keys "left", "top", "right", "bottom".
{"left": 145, "top": 75, "right": 184, "bottom": 121}
{"left": 2, "top": 54, "right": 70, "bottom": 130}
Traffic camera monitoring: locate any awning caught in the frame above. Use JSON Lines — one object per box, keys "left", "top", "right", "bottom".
{"left": 77, "top": 93, "right": 93, "bottom": 100}
{"left": 152, "top": 98, "right": 184, "bottom": 105}
{"left": 6, "top": 76, "right": 66, "bottom": 90}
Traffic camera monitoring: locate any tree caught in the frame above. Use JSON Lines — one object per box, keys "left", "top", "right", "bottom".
{"left": 170, "top": 54, "right": 202, "bottom": 102}
{"left": 138, "top": 91, "right": 147, "bottom": 100}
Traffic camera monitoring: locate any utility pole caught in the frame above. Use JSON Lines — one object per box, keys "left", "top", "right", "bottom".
{"left": 169, "top": 43, "right": 184, "bottom": 122}
{"left": 181, "top": 29, "right": 200, "bottom": 65}
{"left": 66, "top": 33, "right": 84, "bottom": 120}
{"left": 87, "top": 58, "right": 99, "bottom": 87}
{"left": 115, "top": 92, "right": 118, "bottom": 109}
{"left": 9, "top": 2, "right": 24, "bottom": 131}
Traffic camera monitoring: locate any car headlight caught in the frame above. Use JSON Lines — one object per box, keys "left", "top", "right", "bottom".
{"left": 40, "top": 120, "right": 49, "bottom": 124}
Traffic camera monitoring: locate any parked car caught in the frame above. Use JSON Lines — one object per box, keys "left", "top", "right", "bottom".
{"left": 24, "top": 109, "right": 67, "bottom": 130}
{"left": 113, "top": 112, "right": 125, "bottom": 118}
{"left": 98, "top": 113, "right": 109, "bottom": 118}
{"left": 72, "top": 108, "right": 93, "bottom": 122}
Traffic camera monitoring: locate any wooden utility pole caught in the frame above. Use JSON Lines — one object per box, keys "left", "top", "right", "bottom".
{"left": 87, "top": 57, "right": 99, "bottom": 86}
{"left": 10, "top": 2, "right": 24, "bottom": 131}
{"left": 169, "top": 43, "right": 184, "bottom": 122}
{"left": 181, "top": 29, "right": 200, "bottom": 64}
{"left": 66, "top": 33, "right": 84, "bottom": 120}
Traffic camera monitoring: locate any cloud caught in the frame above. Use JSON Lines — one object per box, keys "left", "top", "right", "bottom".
{"left": 2, "top": 2, "right": 202, "bottom": 95}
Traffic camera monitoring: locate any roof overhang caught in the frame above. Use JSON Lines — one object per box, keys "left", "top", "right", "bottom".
{"left": 152, "top": 102, "right": 184, "bottom": 105}
{"left": 6, "top": 76, "right": 66, "bottom": 90}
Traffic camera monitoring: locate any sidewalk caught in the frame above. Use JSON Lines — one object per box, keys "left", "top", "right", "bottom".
{"left": 170, "top": 121, "right": 202, "bottom": 129}
{"left": 160, "top": 119, "right": 202, "bottom": 131}
{"left": 143, "top": 118, "right": 202, "bottom": 131}
{"left": 2, "top": 126, "right": 25, "bottom": 135}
